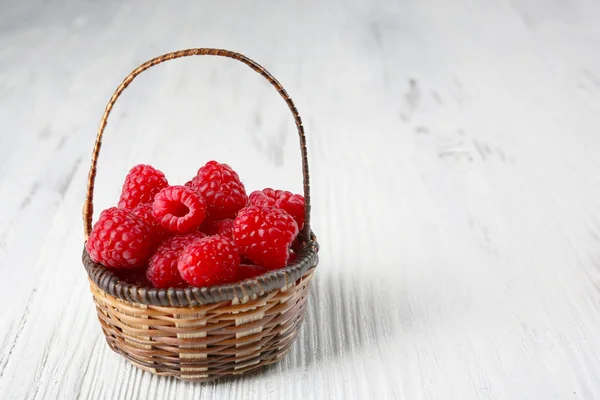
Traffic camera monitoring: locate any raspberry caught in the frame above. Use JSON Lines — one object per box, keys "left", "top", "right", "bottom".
{"left": 86, "top": 207, "right": 152, "bottom": 268}
{"left": 233, "top": 206, "right": 299, "bottom": 269}
{"left": 153, "top": 185, "right": 207, "bottom": 233}
{"left": 178, "top": 236, "right": 240, "bottom": 287}
{"left": 118, "top": 165, "right": 168, "bottom": 209}
{"left": 237, "top": 264, "right": 268, "bottom": 281}
{"left": 131, "top": 203, "right": 169, "bottom": 247}
{"left": 248, "top": 188, "right": 305, "bottom": 230}
{"left": 201, "top": 218, "right": 234, "bottom": 238}
{"left": 189, "top": 161, "right": 247, "bottom": 220}
{"left": 147, "top": 232, "right": 206, "bottom": 288}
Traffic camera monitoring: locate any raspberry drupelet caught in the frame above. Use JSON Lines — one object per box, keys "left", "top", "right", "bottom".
{"left": 233, "top": 206, "right": 299, "bottom": 270}
{"left": 178, "top": 236, "right": 240, "bottom": 287}
{"left": 188, "top": 161, "right": 247, "bottom": 220}
{"left": 118, "top": 164, "right": 168, "bottom": 209}
{"left": 146, "top": 232, "right": 206, "bottom": 288}
{"left": 86, "top": 207, "right": 152, "bottom": 268}
{"left": 248, "top": 188, "right": 305, "bottom": 231}
{"left": 131, "top": 203, "right": 170, "bottom": 248}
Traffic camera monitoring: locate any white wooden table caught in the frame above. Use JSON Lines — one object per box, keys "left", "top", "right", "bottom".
{"left": 2, "top": 1, "right": 600, "bottom": 398}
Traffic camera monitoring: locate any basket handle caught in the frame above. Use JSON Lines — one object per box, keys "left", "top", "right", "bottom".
{"left": 83, "top": 48, "right": 311, "bottom": 243}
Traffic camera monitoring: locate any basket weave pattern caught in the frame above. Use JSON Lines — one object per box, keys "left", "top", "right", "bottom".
{"left": 90, "top": 271, "right": 313, "bottom": 381}
{"left": 82, "top": 48, "right": 318, "bottom": 382}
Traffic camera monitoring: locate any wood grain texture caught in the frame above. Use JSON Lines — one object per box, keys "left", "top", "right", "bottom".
{"left": 2, "top": 0, "right": 600, "bottom": 399}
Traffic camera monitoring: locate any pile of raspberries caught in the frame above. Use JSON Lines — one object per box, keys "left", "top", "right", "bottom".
{"left": 86, "top": 161, "right": 305, "bottom": 289}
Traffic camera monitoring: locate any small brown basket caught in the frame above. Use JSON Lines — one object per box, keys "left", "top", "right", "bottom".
{"left": 81, "top": 48, "right": 319, "bottom": 382}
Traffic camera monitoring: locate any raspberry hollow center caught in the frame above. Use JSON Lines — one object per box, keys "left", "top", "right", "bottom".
{"left": 169, "top": 202, "right": 190, "bottom": 217}
{"left": 153, "top": 185, "right": 208, "bottom": 233}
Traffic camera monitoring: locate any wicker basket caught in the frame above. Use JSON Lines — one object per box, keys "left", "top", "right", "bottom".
{"left": 81, "top": 48, "right": 319, "bottom": 382}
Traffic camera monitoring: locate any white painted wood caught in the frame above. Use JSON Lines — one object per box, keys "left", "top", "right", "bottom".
{"left": 2, "top": 0, "right": 600, "bottom": 398}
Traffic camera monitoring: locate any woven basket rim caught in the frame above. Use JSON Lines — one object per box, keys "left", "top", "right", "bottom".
{"left": 83, "top": 232, "right": 318, "bottom": 307}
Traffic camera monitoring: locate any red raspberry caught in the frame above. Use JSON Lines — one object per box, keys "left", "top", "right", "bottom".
{"left": 178, "top": 236, "right": 240, "bottom": 287}
{"left": 147, "top": 232, "right": 206, "bottom": 288}
{"left": 86, "top": 207, "right": 152, "bottom": 268}
{"left": 201, "top": 218, "right": 234, "bottom": 238}
{"left": 237, "top": 264, "right": 268, "bottom": 281}
{"left": 131, "top": 203, "right": 170, "bottom": 247}
{"left": 189, "top": 161, "right": 247, "bottom": 220}
{"left": 233, "top": 206, "right": 299, "bottom": 269}
{"left": 248, "top": 188, "right": 305, "bottom": 230}
{"left": 118, "top": 165, "right": 168, "bottom": 209}
{"left": 153, "top": 185, "right": 207, "bottom": 233}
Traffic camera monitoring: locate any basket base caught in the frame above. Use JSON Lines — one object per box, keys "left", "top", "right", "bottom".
{"left": 91, "top": 270, "right": 313, "bottom": 382}
{"left": 105, "top": 331, "right": 298, "bottom": 383}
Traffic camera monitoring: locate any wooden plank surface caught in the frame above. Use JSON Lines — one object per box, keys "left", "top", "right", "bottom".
{"left": 2, "top": 0, "right": 600, "bottom": 398}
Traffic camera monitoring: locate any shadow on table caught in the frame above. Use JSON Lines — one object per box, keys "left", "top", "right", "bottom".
{"left": 288, "top": 270, "right": 408, "bottom": 368}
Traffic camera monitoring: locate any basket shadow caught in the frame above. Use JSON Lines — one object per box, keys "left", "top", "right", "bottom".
{"left": 255, "top": 270, "right": 404, "bottom": 374}
{"left": 294, "top": 271, "right": 402, "bottom": 368}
